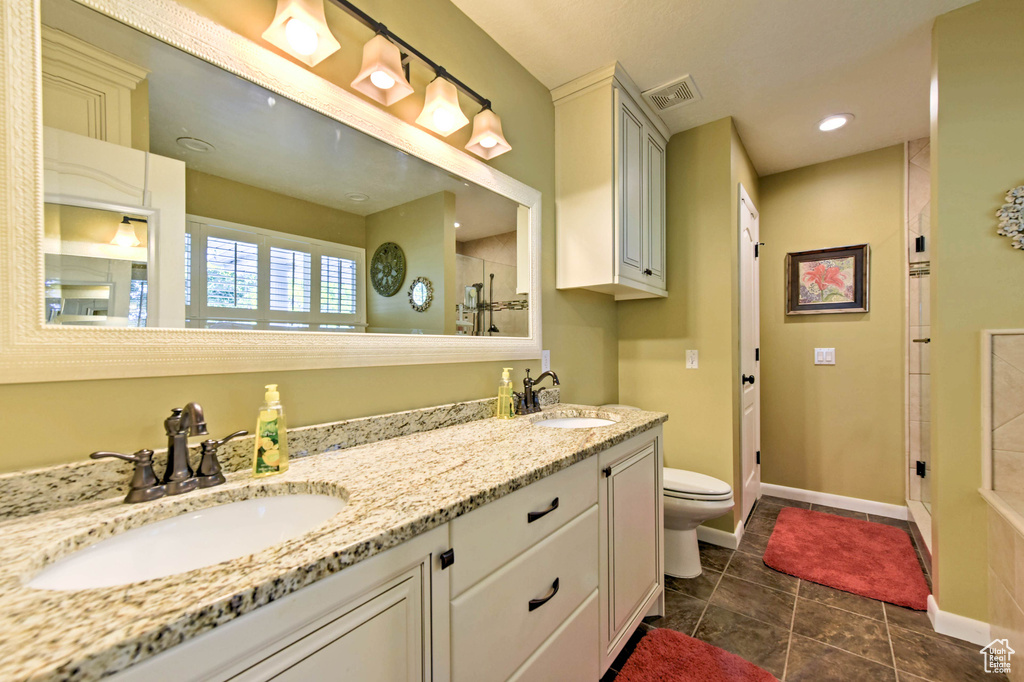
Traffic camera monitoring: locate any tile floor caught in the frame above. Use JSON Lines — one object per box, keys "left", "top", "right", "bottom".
{"left": 602, "top": 495, "right": 1004, "bottom": 682}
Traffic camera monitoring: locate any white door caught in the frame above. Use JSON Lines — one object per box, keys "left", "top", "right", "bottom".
{"left": 738, "top": 184, "right": 761, "bottom": 522}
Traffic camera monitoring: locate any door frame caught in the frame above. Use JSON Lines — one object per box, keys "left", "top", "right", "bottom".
{"left": 738, "top": 183, "right": 761, "bottom": 522}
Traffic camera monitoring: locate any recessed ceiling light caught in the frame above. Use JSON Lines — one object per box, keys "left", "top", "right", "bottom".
{"left": 818, "top": 114, "right": 853, "bottom": 132}
{"left": 345, "top": 192, "right": 369, "bottom": 202}
{"left": 176, "top": 136, "right": 215, "bottom": 153}
{"left": 454, "top": 222, "right": 461, "bottom": 228}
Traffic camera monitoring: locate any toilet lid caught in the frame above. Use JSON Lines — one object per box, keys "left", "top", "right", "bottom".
{"left": 663, "top": 468, "right": 732, "bottom": 499}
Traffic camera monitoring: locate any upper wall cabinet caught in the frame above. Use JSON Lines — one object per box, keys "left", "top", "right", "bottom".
{"left": 553, "top": 64, "right": 669, "bottom": 300}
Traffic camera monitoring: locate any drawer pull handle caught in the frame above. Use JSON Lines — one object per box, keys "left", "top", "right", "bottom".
{"left": 527, "top": 497, "right": 559, "bottom": 523}
{"left": 528, "top": 578, "right": 560, "bottom": 612}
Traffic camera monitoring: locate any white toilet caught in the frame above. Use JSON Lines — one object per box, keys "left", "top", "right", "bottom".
{"left": 600, "top": 405, "right": 735, "bottom": 579}
{"left": 662, "top": 468, "right": 734, "bottom": 578}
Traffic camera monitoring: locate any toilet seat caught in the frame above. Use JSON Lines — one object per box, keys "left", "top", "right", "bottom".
{"left": 663, "top": 468, "right": 733, "bottom": 502}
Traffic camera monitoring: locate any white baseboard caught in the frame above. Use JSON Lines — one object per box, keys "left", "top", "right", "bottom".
{"left": 761, "top": 483, "right": 908, "bottom": 520}
{"left": 927, "top": 595, "right": 991, "bottom": 646}
{"left": 697, "top": 519, "right": 744, "bottom": 549}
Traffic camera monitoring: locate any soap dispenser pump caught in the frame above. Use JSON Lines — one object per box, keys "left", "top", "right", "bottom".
{"left": 496, "top": 367, "right": 515, "bottom": 419}
{"left": 253, "top": 384, "right": 289, "bottom": 476}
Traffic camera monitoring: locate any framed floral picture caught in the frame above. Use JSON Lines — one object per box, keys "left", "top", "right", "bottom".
{"left": 785, "top": 244, "right": 870, "bottom": 315}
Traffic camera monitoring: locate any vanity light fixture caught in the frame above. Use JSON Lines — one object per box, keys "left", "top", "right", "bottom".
{"left": 416, "top": 74, "right": 469, "bottom": 136}
{"left": 466, "top": 106, "right": 512, "bottom": 159}
{"left": 818, "top": 113, "right": 854, "bottom": 132}
{"left": 324, "top": 0, "right": 511, "bottom": 156}
{"left": 112, "top": 216, "right": 147, "bottom": 247}
{"left": 351, "top": 34, "right": 414, "bottom": 105}
{"left": 263, "top": 0, "right": 341, "bottom": 67}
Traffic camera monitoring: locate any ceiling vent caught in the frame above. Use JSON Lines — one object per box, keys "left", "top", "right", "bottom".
{"left": 642, "top": 75, "right": 701, "bottom": 112}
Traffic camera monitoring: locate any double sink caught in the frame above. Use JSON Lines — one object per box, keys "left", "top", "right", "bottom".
{"left": 27, "top": 413, "right": 616, "bottom": 592}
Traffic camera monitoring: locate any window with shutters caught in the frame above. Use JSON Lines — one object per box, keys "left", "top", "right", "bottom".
{"left": 186, "top": 216, "right": 365, "bottom": 330}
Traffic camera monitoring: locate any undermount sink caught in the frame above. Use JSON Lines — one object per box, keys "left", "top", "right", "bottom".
{"left": 28, "top": 494, "right": 346, "bottom": 591}
{"left": 534, "top": 417, "right": 617, "bottom": 429}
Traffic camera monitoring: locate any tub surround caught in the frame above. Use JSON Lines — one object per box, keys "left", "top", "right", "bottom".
{"left": 0, "top": 397, "right": 666, "bottom": 681}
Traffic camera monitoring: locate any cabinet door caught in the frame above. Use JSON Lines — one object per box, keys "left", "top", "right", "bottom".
{"left": 603, "top": 442, "right": 661, "bottom": 651}
{"left": 645, "top": 133, "right": 666, "bottom": 290}
{"left": 616, "top": 91, "right": 645, "bottom": 282}
{"left": 234, "top": 569, "right": 423, "bottom": 682}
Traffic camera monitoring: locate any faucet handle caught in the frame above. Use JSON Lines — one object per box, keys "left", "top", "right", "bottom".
{"left": 196, "top": 430, "right": 247, "bottom": 488}
{"left": 89, "top": 450, "right": 165, "bottom": 504}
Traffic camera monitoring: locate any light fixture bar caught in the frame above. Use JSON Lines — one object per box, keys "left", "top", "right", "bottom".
{"left": 326, "top": 0, "right": 491, "bottom": 110}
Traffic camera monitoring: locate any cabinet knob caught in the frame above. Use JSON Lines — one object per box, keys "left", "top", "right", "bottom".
{"left": 439, "top": 549, "right": 455, "bottom": 569}
{"left": 527, "top": 497, "right": 559, "bottom": 523}
{"left": 528, "top": 578, "right": 560, "bottom": 612}
{"left": 643, "top": 268, "right": 653, "bottom": 276}
{"left": 742, "top": 374, "right": 756, "bottom": 386}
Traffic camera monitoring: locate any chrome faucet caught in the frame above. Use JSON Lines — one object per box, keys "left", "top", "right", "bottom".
{"left": 163, "top": 403, "right": 209, "bottom": 495}
{"left": 89, "top": 403, "right": 246, "bottom": 504}
{"left": 515, "top": 369, "right": 560, "bottom": 415}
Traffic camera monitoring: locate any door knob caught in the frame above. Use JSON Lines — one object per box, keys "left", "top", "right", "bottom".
{"left": 742, "top": 374, "right": 756, "bottom": 385}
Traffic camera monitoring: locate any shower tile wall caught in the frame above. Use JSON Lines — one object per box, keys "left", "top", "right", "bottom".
{"left": 992, "top": 334, "right": 1024, "bottom": 497}
{"left": 908, "top": 137, "right": 932, "bottom": 510}
{"left": 455, "top": 232, "right": 528, "bottom": 338}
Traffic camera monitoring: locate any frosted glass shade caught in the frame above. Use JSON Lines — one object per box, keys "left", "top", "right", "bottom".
{"left": 416, "top": 78, "right": 469, "bottom": 136}
{"left": 111, "top": 221, "right": 140, "bottom": 247}
{"left": 351, "top": 35, "right": 414, "bottom": 106}
{"left": 465, "top": 108, "right": 512, "bottom": 159}
{"left": 262, "top": 0, "right": 340, "bottom": 67}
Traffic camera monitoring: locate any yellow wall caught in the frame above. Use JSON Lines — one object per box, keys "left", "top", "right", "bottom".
{"left": 0, "top": 0, "right": 619, "bottom": 472}
{"left": 365, "top": 192, "right": 454, "bottom": 334}
{"left": 619, "top": 117, "right": 758, "bottom": 532}
{"left": 930, "top": 0, "right": 1024, "bottom": 620}
{"left": 758, "top": 146, "right": 906, "bottom": 505}
{"left": 185, "top": 169, "right": 366, "bottom": 248}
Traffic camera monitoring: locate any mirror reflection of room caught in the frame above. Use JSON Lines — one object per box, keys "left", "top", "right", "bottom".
{"left": 40, "top": 0, "right": 527, "bottom": 336}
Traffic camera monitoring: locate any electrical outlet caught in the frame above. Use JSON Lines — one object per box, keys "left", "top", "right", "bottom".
{"left": 541, "top": 350, "right": 551, "bottom": 372}
{"left": 814, "top": 348, "right": 836, "bottom": 365}
{"left": 686, "top": 350, "right": 698, "bottom": 369}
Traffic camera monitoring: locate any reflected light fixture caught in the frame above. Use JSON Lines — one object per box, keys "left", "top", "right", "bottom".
{"left": 818, "top": 113, "right": 853, "bottom": 132}
{"left": 112, "top": 216, "right": 146, "bottom": 247}
{"left": 416, "top": 75, "right": 469, "bottom": 136}
{"left": 351, "top": 34, "right": 414, "bottom": 105}
{"left": 466, "top": 107, "right": 512, "bottom": 159}
{"left": 263, "top": 0, "right": 341, "bottom": 67}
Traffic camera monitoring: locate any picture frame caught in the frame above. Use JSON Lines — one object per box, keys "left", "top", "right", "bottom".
{"left": 785, "top": 244, "right": 870, "bottom": 315}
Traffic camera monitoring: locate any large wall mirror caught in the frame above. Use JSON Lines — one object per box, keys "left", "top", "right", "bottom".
{"left": 0, "top": 0, "right": 542, "bottom": 382}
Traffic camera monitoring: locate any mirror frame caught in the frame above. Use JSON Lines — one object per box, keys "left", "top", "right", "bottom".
{"left": 0, "top": 0, "right": 542, "bottom": 383}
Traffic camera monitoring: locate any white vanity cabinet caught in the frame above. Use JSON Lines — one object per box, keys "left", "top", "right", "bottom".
{"left": 598, "top": 429, "right": 665, "bottom": 670}
{"left": 554, "top": 64, "right": 669, "bottom": 300}
{"left": 111, "top": 525, "right": 450, "bottom": 682}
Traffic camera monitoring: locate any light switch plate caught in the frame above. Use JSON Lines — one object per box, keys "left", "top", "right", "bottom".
{"left": 541, "top": 349, "right": 551, "bottom": 373}
{"left": 815, "top": 348, "right": 836, "bottom": 365}
{"left": 686, "top": 350, "right": 698, "bottom": 369}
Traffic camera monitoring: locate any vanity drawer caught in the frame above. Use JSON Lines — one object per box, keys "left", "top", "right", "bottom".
{"left": 450, "top": 505, "right": 598, "bottom": 682}
{"left": 507, "top": 590, "right": 599, "bottom": 682}
{"left": 449, "top": 456, "right": 597, "bottom": 597}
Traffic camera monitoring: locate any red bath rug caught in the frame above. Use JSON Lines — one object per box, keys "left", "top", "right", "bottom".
{"left": 763, "top": 507, "right": 930, "bottom": 610}
{"left": 615, "top": 628, "right": 778, "bottom": 682}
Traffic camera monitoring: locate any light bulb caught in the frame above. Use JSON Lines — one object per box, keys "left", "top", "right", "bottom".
{"left": 285, "top": 17, "right": 319, "bottom": 56}
{"left": 479, "top": 135, "right": 498, "bottom": 149}
{"left": 369, "top": 70, "right": 396, "bottom": 90}
{"left": 433, "top": 108, "right": 456, "bottom": 133}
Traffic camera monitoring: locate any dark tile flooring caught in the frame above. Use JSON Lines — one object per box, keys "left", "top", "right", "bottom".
{"left": 602, "top": 495, "right": 1004, "bottom": 682}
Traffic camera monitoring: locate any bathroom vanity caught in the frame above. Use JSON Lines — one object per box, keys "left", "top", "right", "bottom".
{"left": 0, "top": 400, "right": 665, "bottom": 681}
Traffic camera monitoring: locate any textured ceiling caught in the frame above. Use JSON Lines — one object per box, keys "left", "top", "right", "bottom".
{"left": 450, "top": 0, "right": 976, "bottom": 175}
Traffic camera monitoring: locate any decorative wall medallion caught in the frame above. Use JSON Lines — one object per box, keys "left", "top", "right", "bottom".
{"left": 996, "top": 185, "right": 1024, "bottom": 250}
{"left": 370, "top": 242, "right": 406, "bottom": 296}
{"left": 408, "top": 277, "right": 433, "bottom": 312}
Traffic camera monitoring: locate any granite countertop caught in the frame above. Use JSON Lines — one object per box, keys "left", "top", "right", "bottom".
{"left": 0, "top": 402, "right": 666, "bottom": 681}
